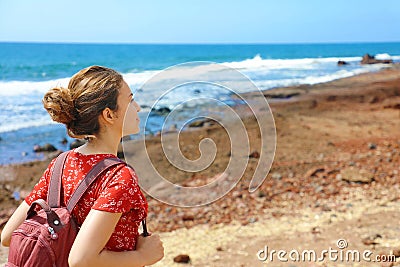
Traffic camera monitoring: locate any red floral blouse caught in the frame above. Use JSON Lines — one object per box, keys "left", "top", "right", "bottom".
{"left": 25, "top": 150, "right": 148, "bottom": 251}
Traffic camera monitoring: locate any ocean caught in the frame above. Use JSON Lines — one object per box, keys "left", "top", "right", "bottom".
{"left": 1, "top": 42, "right": 400, "bottom": 164}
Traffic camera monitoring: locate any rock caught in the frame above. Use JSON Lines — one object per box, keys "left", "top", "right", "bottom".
{"left": 327, "top": 141, "right": 335, "bottom": 146}
{"left": 232, "top": 191, "right": 243, "bottom": 198}
{"left": 263, "top": 91, "right": 300, "bottom": 99}
{"left": 337, "top": 60, "right": 349, "bottom": 66}
{"left": 182, "top": 214, "right": 195, "bottom": 221}
{"left": 258, "top": 190, "right": 267, "bottom": 197}
{"left": 248, "top": 217, "right": 257, "bottom": 223}
{"left": 368, "top": 96, "right": 380, "bottom": 104}
{"left": 70, "top": 139, "right": 86, "bottom": 149}
{"left": 311, "top": 226, "right": 321, "bottom": 234}
{"left": 361, "top": 234, "right": 382, "bottom": 246}
{"left": 384, "top": 103, "right": 400, "bottom": 109}
{"left": 392, "top": 248, "right": 400, "bottom": 257}
{"left": 249, "top": 151, "right": 260, "bottom": 158}
{"left": 33, "top": 143, "right": 57, "bottom": 152}
{"left": 173, "top": 254, "right": 190, "bottom": 263}
{"left": 271, "top": 172, "right": 282, "bottom": 180}
{"left": 368, "top": 143, "right": 377, "bottom": 149}
{"left": 305, "top": 167, "right": 325, "bottom": 178}
{"left": 361, "top": 53, "right": 393, "bottom": 64}
{"left": 60, "top": 137, "right": 68, "bottom": 145}
{"left": 341, "top": 167, "right": 374, "bottom": 183}
{"left": 188, "top": 118, "right": 213, "bottom": 128}
{"left": 151, "top": 107, "right": 171, "bottom": 116}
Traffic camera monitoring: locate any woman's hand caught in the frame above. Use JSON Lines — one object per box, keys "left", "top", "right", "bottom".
{"left": 136, "top": 234, "right": 164, "bottom": 265}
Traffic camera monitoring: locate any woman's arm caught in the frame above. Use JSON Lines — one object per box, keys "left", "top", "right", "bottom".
{"left": 68, "top": 209, "right": 164, "bottom": 267}
{"left": 1, "top": 201, "right": 30, "bottom": 247}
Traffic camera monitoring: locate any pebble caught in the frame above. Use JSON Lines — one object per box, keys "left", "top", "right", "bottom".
{"left": 248, "top": 151, "right": 260, "bottom": 158}
{"left": 368, "top": 143, "right": 377, "bottom": 149}
{"left": 182, "top": 214, "right": 195, "bottom": 221}
{"left": 173, "top": 254, "right": 190, "bottom": 263}
{"left": 271, "top": 172, "right": 282, "bottom": 180}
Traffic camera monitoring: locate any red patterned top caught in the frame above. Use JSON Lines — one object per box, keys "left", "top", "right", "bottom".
{"left": 25, "top": 150, "right": 148, "bottom": 251}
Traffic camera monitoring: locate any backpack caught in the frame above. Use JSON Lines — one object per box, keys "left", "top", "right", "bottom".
{"left": 6, "top": 151, "right": 148, "bottom": 267}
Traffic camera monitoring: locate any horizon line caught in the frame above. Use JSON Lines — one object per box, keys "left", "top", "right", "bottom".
{"left": 1, "top": 40, "right": 400, "bottom": 46}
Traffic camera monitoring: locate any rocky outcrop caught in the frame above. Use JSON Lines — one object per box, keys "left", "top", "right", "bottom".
{"left": 340, "top": 167, "right": 374, "bottom": 183}
{"left": 33, "top": 143, "right": 57, "bottom": 152}
{"left": 151, "top": 107, "right": 171, "bottom": 116}
{"left": 361, "top": 54, "right": 393, "bottom": 64}
{"left": 337, "top": 60, "right": 349, "bottom": 66}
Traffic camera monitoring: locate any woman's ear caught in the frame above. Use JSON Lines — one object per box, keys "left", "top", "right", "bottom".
{"left": 101, "top": 107, "right": 117, "bottom": 125}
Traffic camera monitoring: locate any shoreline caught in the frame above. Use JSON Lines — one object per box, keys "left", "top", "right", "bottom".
{"left": 0, "top": 64, "right": 397, "bottom": 167}
{"left": 1, "top": 65, "right": 400, "bottom": 265}
{"left": 0, "top": 65, "right": 399, "bottom": 202}
{"left": 0, "top": 62, "right": 397, "bottom": 166}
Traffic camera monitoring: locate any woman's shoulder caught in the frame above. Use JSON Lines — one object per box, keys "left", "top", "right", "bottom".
{"left": 106, "top": 163, "right": 138, "bottom": 184}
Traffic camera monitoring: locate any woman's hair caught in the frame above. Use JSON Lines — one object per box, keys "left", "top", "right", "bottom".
{"left": 43, "top": 65, "right": 123, "bottom": 138}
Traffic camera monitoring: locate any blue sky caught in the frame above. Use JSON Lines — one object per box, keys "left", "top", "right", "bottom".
{"left": 0, "top": 0, "right": 399, "bottom": 44}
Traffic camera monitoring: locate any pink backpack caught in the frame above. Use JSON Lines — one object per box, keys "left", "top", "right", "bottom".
{"left": 6, "top": 151, "right": 148, "bottom": 267}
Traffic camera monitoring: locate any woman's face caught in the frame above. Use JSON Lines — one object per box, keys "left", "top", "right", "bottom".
{"left": 117, "top": 80, "right": 141, "bottom": 136}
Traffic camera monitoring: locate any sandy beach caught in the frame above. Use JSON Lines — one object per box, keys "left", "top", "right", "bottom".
{"left": 1, "top": 65, "right": 400, "bottom": 266}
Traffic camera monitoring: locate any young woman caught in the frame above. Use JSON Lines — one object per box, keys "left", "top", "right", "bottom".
{"left": 1, "top": 66, "right": 164, "bottom": 267}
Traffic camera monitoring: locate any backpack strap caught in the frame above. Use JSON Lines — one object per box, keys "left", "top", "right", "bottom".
{"left": 46, "top": 152, "right": 149, "bottom": 235}
{"left": 66, "top": 157, "right": 125, "bottom": 212}
{"left": 48, "top": 151, "right": 70, "bottom": 208}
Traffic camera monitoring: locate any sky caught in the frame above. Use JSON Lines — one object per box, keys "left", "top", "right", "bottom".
{"left": 0, "top": 0, "right": 399, "bottom": 44}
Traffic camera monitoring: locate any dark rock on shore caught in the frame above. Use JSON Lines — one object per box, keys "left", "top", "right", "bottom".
{"left": 151, "top": 107, "right": 171, "bottom": 116}
{"left": 33, "top": 143, "right": 57, "bottom": 152}
{"left": 188, "top": 118, "right": 214, "bottom": 128}
{"left": 263, "top": 91, "right": 301, "bottom": 99}
{"left": 384, "top": 102, "right": 400, "bottom": 109}
{"left": 249, "top": 151, "right": 260, "bottom": 158}
{"left": 361, "top": 54, "right": 393, "bottom": 64}
{"left": 173, "top": 254, "right": 190, "bottom": 263}
{"left": 340, "top": 167, "right": 374, "bottom": 183}
{"left": 337, "top": 60, "right": 349, "bottom": 66}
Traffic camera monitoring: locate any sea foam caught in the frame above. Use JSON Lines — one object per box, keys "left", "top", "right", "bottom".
{"left": 0, "top": 55, "right": 394, "bottom": 133}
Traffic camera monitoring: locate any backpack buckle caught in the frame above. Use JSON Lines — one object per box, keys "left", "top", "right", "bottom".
{"left": 48, "top": 227, "right": 58, "bottom": 240}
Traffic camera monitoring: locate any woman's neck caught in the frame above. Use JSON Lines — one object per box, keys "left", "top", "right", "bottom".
{"left": 75, "top": 133, "right": 120, "bottom": 156}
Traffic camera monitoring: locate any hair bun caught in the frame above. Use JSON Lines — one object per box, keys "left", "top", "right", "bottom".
{"left": 43, "top": 87, "right": 76, "bottom": 125}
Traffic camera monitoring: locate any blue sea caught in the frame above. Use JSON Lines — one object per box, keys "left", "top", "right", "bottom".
{"left": 1, "top": 42, "right": 400, "bottom": 164}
